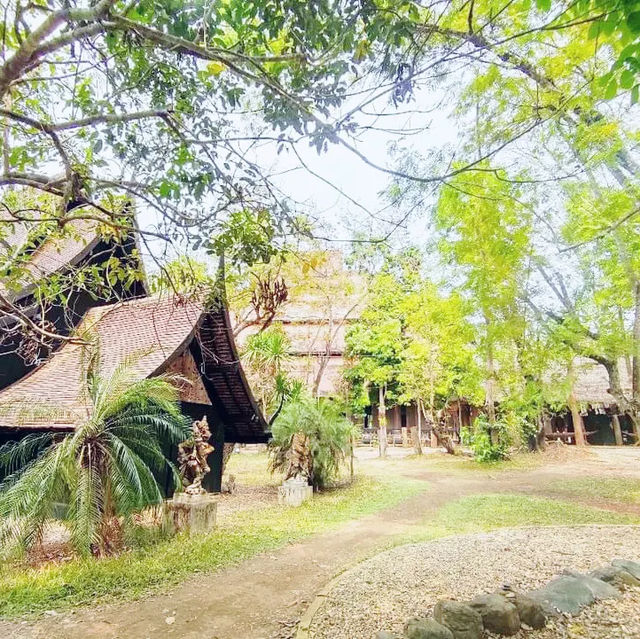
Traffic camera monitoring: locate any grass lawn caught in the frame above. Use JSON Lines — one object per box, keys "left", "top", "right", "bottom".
{"left": 406, "top": 493, "right": 640, "bottom": 543}
{"left": 543, "top": 477, "right": 640, "bottom": 505}
{"left": 357, "top": 450, "right": 548, "bottom": 478}
{"left": 225, "top": 449, "right": 281, "bottom": 486}
{"left": 0, "top": 474, "right": 426, "bottom": 618}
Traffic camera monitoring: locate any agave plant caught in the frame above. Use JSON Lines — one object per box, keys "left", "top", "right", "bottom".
{"left": 0, "top": 356, "right": 190, "bottom": 557}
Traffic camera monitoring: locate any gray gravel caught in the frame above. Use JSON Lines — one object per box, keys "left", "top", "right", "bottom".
{"left": 309, "top": 526, "right": 640, "bottom": 639}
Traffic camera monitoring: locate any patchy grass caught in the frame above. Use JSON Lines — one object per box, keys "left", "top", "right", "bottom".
{"left": 405, "top": 494, "right": 640, "bottom": 543}
{"left": 0, "top": 474, "right": 426, "bottom": 618}
{"left": 357, "top": 450, "right": 547, "bottom": 478}
{"left": 543, "top": 477, "right": 640, "bottom": 505}
{"left": 225, "top": 449, "right": 280, "bottom": 486}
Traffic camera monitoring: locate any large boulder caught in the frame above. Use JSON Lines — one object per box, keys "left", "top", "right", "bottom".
{"left": 529, "top": 575, "right": 596, "bottom": 615}
{"left": 403, "top": 617, "right": 454, "bottom": 639}
{"left": 433, "top": 601, "right": 483, "bottom": 639}
{"left": 590, "top": 564, "right": 640, "bottom": 587}
{"left": 504, "top": 593, "right": 547, "bottom": 630}
{"left": 468, "top": 594, "right": 520, "bottom": 636}
{"left": 612, "top": 559, "right": 640, "bottom": 581}
{"left": 375, "top": 632, "right": 401, "bottom": 639}
{"left": 561, "top": 570, "right": 621, "bottom": 600}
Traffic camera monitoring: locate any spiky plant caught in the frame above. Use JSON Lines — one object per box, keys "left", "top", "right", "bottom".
{"left": 269, "top": 396, "right": 355, "bottom": 490}
{"left": 0, "top": 356, "right": 190, "bottom": 557}
{"left": 242, "top": 326, "right": 291, "bottom": 417}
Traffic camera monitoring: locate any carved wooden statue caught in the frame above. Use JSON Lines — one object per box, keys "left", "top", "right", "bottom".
{"left": 178, "top": 415, "right": 214, "bottom": 495}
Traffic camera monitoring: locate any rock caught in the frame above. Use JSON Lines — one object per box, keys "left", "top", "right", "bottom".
{"left": 590, "top": 564, "right": 640, "bottom": 587}
{"left": 433, "top": 601, "right": 483, "bottom": 639}
{"left": 375, "top": 632, "right": 400, "bottom": 639}
{"left": 612, "top": 559, "right": 640, "bottom": 580}
{"left": 529, "top": 575, "right": 596, "bottom": 615}
{"left": 468, "top": 593, "right": 520, "bottom": 636}
{"left": 403, "top": 617, "right": 454, "bottom": 639}
{"left": 510, "top": 593, "right": 547, "bottom": 630}
{"left": 561, "top": 570, "right": 621, "bottom": 599}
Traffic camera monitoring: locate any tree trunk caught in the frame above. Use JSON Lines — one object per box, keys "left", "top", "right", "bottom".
{"left": 484, "top": 318, "right": 498, "bottom": 445}
{"left": 568, "top": 391, "right": 587, "bottom": 446}
{"left": 221, "top": 442, "right": 236, "bottom": 474}
{"left": 414, "top": 405, "right": 423, "bottom": 455}
{"left": 612, "top": 414, "right": 624, "bottom": 446}
{"left": 422, "top": 401, "right": 456, "bottom": 455}
{"left": 378, "top": 385, "right": 387, "bottom": 459}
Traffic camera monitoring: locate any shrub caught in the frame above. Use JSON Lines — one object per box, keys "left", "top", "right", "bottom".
{"left": 463, "top": 415, "right": 511, "bottom": 462}
{"left": 269, "top": 397, "right": 356, "bottom": 490}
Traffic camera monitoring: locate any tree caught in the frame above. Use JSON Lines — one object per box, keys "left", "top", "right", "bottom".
{"left": 539, "top": 184, "right": 640, "bottom": 439}
{"left": 345, "top": 250, "right": 420, "bottom": 457}
{"left": 0, "top": 355, "right": 189, "bottom": 557}
{"left": 231, "top": 249, "right": 367, "bottom": 394}
{"left": 397, "top": 282, "right": 482, "bottom": 453}
{"left": 242, "top": 325, "right": 301, "bottom": 423}
{"left": 435, "top": 167, "right": 533, "bottom": 440}
{"left": 0, "top": 0, "right": 424, "bottom": 349}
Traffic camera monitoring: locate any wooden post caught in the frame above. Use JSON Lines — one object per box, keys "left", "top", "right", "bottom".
{"left": 350, "top": 434, "right": 355, "bottom": 480}
{"left": 612, "top": 414, "right": 624, "bottom": 446}
{"left": 401, "top": 426, "right": 409, "bottom": 448}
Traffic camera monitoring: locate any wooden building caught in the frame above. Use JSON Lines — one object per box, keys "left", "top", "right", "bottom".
{"left": 0, "top": 215, "right": 146, "bottom": 390}
{"left": 0, "top": 216, "right": 268, "bottom": 491}
{"left": 544, "top": 358, "right": 638, "bottom": 446}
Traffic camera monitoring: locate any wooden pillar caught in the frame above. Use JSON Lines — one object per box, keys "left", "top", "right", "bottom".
{"left": 401, "top": 426, "right": 409, "bottom": 448}
{"left": 612, "top": 414, "right": 624, "bottom": 446}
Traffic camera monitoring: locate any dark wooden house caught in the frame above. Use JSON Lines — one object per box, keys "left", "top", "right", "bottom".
{"left": 0, "top": 294, "right": 269, "bottom": 491}
{"left": 0, "top": 216, "right": 146, "bottom": 390}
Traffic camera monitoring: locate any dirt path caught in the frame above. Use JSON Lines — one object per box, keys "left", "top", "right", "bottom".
{"left": 2, "top": 448, "right": 639, "bottom": 639}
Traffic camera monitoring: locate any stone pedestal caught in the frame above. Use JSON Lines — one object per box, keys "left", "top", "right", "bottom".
{"left": 278, "top": 477, "right": 313, "bottom": 507}
{"left": 164, "top": 492, "right": 217, "bottom": 535}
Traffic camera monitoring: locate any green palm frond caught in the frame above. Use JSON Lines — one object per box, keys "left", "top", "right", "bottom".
{"left": 0, "top": 432, "right": 55, "bottom": 476}
{"left": 0, "top": 350, "right": 189, "bottom": 557}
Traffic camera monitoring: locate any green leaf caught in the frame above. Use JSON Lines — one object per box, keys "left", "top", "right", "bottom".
{"left": 536, "top": 0, "right": 551, "bottom": 12}
{"left": 620, "top": 69, "right": 635, "bottom": 89}
{"left": 632, "top": 84, "right": 639, "bottom": 104}
{"left": 604, "top": 79, "right": 618, "bottom": 99}
{"left": 628, "top": 12, "right": 640, "bottom": 33}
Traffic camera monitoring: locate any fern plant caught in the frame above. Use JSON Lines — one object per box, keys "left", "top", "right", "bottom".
{"left": 0, "top": 357, "right": 190, "bottom": 557}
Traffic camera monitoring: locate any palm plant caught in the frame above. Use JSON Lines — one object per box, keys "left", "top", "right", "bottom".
{"left": 0, "top": 356, "right": 190, "bottom": 557}
{"left": 269, "top": 396, "right": 355, "bottom": 490}
{"left": 243, "top": 326, "right": 292, "bottom": 418}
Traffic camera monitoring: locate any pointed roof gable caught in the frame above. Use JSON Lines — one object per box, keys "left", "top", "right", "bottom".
{"left": 0, "top": 294, "right": 268, "bottom": 442}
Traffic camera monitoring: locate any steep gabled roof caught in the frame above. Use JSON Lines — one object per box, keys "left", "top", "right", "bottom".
{"left": 0, "top": 218, "right": 99, "bottom": 300}
{"left": 0, "top": 208, "right": 148, "bottom": 304}
{"left": 572, "top": 357, "right": 632, "bottom": 408}
{"left": 0, "top": 294, "right": 269, "bottom": 442}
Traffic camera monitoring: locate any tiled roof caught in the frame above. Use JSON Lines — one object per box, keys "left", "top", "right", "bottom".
{"left": 0, "top": 295, "right": 201, "bottom": 428}
{"left": 0, "top": 294, "right": 268, "bottom": 440}
{"left": 0, "top": 218, "right": 99, "bottom": 300}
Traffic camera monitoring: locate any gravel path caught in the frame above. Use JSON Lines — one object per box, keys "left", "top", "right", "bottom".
{"left": 309, "top": 525, "right": 640, "bottom": 639}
